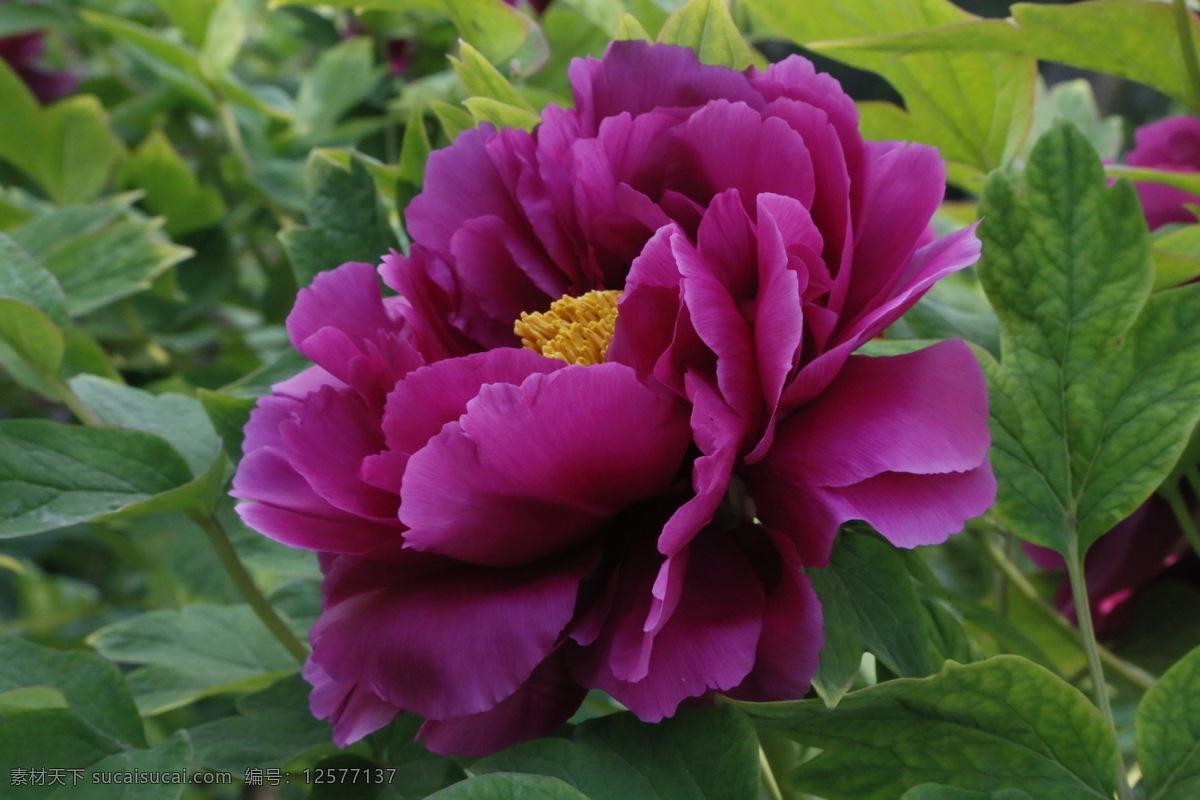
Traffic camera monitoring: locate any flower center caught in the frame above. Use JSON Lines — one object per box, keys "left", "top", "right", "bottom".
{"left": 515, "top": 290, "right": 622, "bottom": 366}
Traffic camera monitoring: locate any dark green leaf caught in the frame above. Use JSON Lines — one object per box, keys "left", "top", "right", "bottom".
{"left": 0, "top": 233, "right": 68, "bottom": 325}
{"left": 902, "top": 787, "right": 1035, "bottom": 800}
{"left": 0, "top": 638, "right": 145, "bottom": 748}
{"left": 427, "top": 774, "right": 592, "bottom": 800}
{"left": 279, "top": 152, "right": 396, "bottom": 287}
{"left": 117, "top": 131, "right": 225, "bottom": 236}
{"left": 740, "top": 656, "right": 1119, "bottom": 800}
{"left": 476, "top": 706, "right": 757, "bottom": 800}
{"left": 1136, "top": 643, "right": 1200, "bottom": 800}
{"left": 980, "top": 123, "right": 1200, "bottom": 553}
{"left": 189, "top": 674, "right": 332, "bottom": 772}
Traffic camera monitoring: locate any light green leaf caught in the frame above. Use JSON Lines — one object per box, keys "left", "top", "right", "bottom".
{"left": 399, "top": 106, "right": 434, "bottom": 189}
{"left": 279, "top": 151, "right": 397, "bottom": 287}
{"left": 0, "top": 62, "right": 124, "bottom": 204}
{"left": 744, "top": 0, "right": 1035, "bottom": 183}
{"left": 0, "top": 421, "right": 194, "bottom": 538}
{"left": 432, "top": 100, "right": 478, "bottom": 142}
{"left": 980, "top": 123, "right": 1200, "bottom": 553}
{"left": 88, "top": 604, "right": 298, "bottom": 715}
{"left": 1136, "top": 644, "right": 1200, "bottom": 800}
{"left": 0, "top": 233, "right": 68, "bottom": 325}
{"left": 0, "top": 687, "right": 68, "bottom": 714}
{"left": 476, "top": 706, "right": 757, "bottom": 800}
{"left": 1106, "top": 165, "right": 1200, "bottom": 199}
{"left": 1153, "top": 225, "right": 1200, "bottom": 290}
{"left": 0, "top": 637, "right": 146, "bottom": 748}
{"left": 189, "top": 675, "right": 332, "bottom": 772}
{"left": 452, "top": 41, "right": 536, "bottom": 112}
{"left": 0, "top": 299, "right": 62, "bottom": 379}
{"left": 740, "top": 656, "right": 1119, "bottom": 800}
{"left": 199, "top": 0, "right": 245, "bottom": 79}
{"left": 464, "top": 97, "right": 541, "bottom": 132}
{"left": 615, "top": 13, "right": 652, "bottom": 41}
{"left": 35, "top": 215, "right": 192, "bottom": 317}
{"left": 801, "top": 0, "right": 1200, "bottom": 113}
{"left": 428, "top": 774, "right": 591, "bottom": 800}
{"left": 657, "top": 0, "right": 757, "bottom": 70}
{"left": 153, "top": 0, "right": 220, "bottom": 46}
{"left": 1025, "top": 79, "right": 1122, "bottom": 163}
{"left": 0, "top": 2, "right": 63, "bottom": 38}
{"left": 117, "top": 131, "right": 225, "bottom": 236}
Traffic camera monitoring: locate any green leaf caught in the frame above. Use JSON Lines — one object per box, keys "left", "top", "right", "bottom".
{"left": 809, "top": 526, "right": 967, "bottom": 685}
{"left": 1153, "top": 225, "right": 1200, "bottom": 290}
{"left": 72, "top": 733, "right": 192, "bottom": 800}
{"left": 0, "top": 62, "right": 124, "bottom": 204}
{"left": 273, "top": 0, "right": 533, "bottom": 64}
{"left": 740, "top": 656, "right": 1119, "bottom": 800}
{"left": 197, "top": 388, "right": 256, "bottom": 460}
{"left": 431, "top": 100, "right": 478, "bottom": 142}
{"left": 615, "top": 13, "right": 653, "bottom": 41}
{"left": 743, "top": 0, "right": 1035, "bottom": 184}
{"left": 1025, "top": 79, "right": 1122, "bottom": 163}
{"left": 398, "top": 106, "right": 433, "bottom": 189}
{"left": 0, "top": 299, "right": 63, "bottom": 379}
{"left": 801, "top": 0, "right": 1200, "bottom": 114}
{"left": 0, "top": 421, "right": 194, "bottom": 538}
{"left": 294, "top": 38, "right": 385, "bottom": 143}
{"left": 33, "top": 214, "right": 192, "bottom": 317}
{"left": 428, "top": 774, "right": 592, "bottom": 800}
{"left": 463, "top": 97, "right": 542, "bottom": 132}
{"left": 153, "top": 0, "right": 221, "bottom": 46}
{"left": 68, "top": 377, "right": 221, "bottom": 477}
{"left": 902, "top": 787, "right": 1035, "bottom": 800}
{"left": 1136, "top": 643, "right": 1200, "bottom": 800}
{"left": 0, "top": 638, "right": 146, "bottom": 748}
{"left": 980, "top": 122, "right": 1200, "bottom": 553}
{"left": 475, "top": 706, "right": 757, "bottom": 800}
{"left": 117, "top": 131, "right": 225, "bottom": 236}
{"left": 199, "top": 0, "right": 245, "bottom": 79}
{"left": 0, "top": 2, "right": 63, "bottom": 38}
{"left": 279, "top": 151, "right": 397, "bottom": 287}
{"left": 0, "top": 233, "right": 68, "bottom": 325}
{"left": 189, "top": 674, "right": 332, "bottom": 772}
{"left": 452, "top": 41, "right": 536, "bottom": 113}
{"left": 88, "top": 604, "right": 298, "bottom": 715}
{"left": 657, "top": 0, "right": 757, "bottom": 70}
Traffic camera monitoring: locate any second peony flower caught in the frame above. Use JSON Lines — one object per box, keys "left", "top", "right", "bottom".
{"left": 234, "top": 41, "right": 996, "bottom": 756}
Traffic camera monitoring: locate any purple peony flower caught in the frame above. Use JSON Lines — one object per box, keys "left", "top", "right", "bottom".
{"left": 234, "top": 41, "right": 995, "bottom": 756}
{"left": 1127, "top": 115, "right": 1200, "bottom": 230}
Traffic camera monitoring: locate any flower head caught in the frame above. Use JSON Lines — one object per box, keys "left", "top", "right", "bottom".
{"left": 1127, "top": 115, "right": 1200, "bottom": 230}
{"left": 0, "top": 8, "right": 75, "bottom": 105}
{"left": 234, "top": 41, "right": 994, "bottom": 756}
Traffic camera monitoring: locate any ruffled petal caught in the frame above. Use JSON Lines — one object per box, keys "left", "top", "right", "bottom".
{"left": 400, "top": 364, "right": 690, "bottom": 567}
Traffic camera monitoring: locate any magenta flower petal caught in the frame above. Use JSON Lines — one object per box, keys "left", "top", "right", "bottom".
{"left": 305, "top": 659, "right": 403, "bottom": 747}
{"left": 400, "top": 363, "right": 690, "bottom": 567}
{"left": 309, "top": 548, "right": 594, "bottom": 721}
{"left": 1127, "top": 115, "right": 1200, "bottom": 229}
{"left": 418, "top": 654, "right": 586, "bottom": 756}
{"left": 764, "top": 342, "right": 991, "bottom": 487}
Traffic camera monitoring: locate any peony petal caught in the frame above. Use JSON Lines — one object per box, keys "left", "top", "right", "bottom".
{"left": 309, "top": 547, "right": 594, "bottom": 721}
{"left": 235, "top": 501, "right": 400, "bottom": 555}
{"left": 822, "top": 465, "right": 997, "bottom": 549}
{"left": 763, "top": 341, "right": 991, "bottom": 487}
{"left": 418, "top": 653, "right": 586, "bottom": 756}
{"left": 570, "top": 41, "right": 760, "bottom": 135}
{"left": 577, "top": 529, "right": 765, "bottom": 721}
{"left": 400, "top": 364, "right": 690, "bottom": 567}
{"left": 724, "top": 527, "right": 822, "bottom": 701}
{"left": 304, "top": 659, "right": 402, "bottom": 747}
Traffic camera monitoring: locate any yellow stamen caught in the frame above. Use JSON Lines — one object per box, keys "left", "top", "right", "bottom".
{"left": 515, "top": 290, "right": 622, "bottom": 366}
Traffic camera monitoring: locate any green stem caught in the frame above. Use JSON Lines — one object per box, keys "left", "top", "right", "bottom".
{"left": 1065, "top": 535, "right": 1133, "bottom": 800}
{"left": 759, "top": 746, "right": 784, "bottom": 800}
{"left": 983, "top": 540, "right": 1155, "bottom": 691}
{"left": 1162, "top": 480, "right": 1200, "bottom": 559}
{"left": 1174, "top": 0, "right": 1200, "bottom": 116}
{"left": 189, "top": 512, "right": 309, "bottom": 665}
